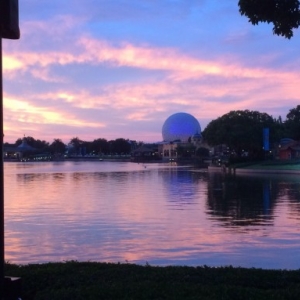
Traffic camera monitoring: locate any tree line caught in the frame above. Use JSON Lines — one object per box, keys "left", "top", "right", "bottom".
{"left": 202, "top": 105, "right": 300, "bottom": 160}
{"left": 5, "top": 105, "right": 300, "bottom": 159}
{"left": 238, "top": 0, "right": 300, "bottom": 39}
{"left": 5, "top": 137, "right": 140, "bottom": 156}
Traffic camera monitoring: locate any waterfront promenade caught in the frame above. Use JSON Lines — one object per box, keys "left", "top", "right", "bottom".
{"left": 208, "top": 162, "right": 300, "bottom": 175}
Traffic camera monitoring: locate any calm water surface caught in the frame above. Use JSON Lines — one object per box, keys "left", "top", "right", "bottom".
{"left": 4, "top": 161, "right": 300, "bottom": 269}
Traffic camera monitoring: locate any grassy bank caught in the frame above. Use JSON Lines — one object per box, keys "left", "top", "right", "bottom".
{"left": 4, "top": 261, "right": 300, "bottom": 300}
{"left": 231, "top": 160, "right": 300, "bottom": 171}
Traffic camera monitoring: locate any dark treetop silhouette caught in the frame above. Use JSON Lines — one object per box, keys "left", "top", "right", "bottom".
{"left": 239, "top": 0, "right": 300, "bottom": 38}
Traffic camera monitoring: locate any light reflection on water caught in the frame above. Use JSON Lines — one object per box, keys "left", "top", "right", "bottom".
{"left": 4, "top": 161, "right": 300, "bottom": 269}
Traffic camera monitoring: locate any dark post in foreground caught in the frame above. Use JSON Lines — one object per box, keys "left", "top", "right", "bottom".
{"left": 0, "top": 1, "right": 20, "bottom": 299}
{"left": 0, "top": 32, "right": 3, "bottom": 300}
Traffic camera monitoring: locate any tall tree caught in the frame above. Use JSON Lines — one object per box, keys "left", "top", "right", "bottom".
{"left": 49, "top": 139, "right": 66, "bottom": 154}
{"left": 69, "top": 137, "right": 83, "bottom": 155}
{"left": 91, "top": 138, "right": 109, "bottom": 155}
{"left": 202, "top": 110, "right": 276, "bottom": 157}
{"left": 109, "top": 138, "right": 131, "bottom": 154}
{"left": 285, "top": 105, "right": 300, "bottom": 139}
{"left": 238, "top": 0, "right": 300, "bottom": 38}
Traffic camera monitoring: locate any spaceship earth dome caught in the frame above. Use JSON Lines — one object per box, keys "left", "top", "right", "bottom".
{"left": 162, "top": 112, "right": 201, "bottom": 142}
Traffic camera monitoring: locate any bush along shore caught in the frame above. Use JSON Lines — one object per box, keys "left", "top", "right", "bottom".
{"left": 4, "top": 261, "right": 300, "bottom": 300}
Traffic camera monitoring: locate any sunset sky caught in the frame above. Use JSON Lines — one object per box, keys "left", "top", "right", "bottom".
{"left": 2, "top": 0, "right": 300, "bottom": 144}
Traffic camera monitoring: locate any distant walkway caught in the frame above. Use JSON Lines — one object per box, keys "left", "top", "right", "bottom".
{"left": 208, "top": 165, "right": 300, "bottom": 175}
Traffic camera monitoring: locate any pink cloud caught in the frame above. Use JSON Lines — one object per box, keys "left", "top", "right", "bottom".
{"left": 2, "top": 21, "right": 300, "bottom": 143}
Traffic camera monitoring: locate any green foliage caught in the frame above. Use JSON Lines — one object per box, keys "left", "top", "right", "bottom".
{"left": 15, "top": 136, "right": 49, "bottom": 149}
{"left": 285, "top": 105, "right": 300, "bottom": 140}
{"left": 49, "top": 139, "right": 66, "bottom": 154}
{"left": 238, "top": 0, "right": 300, "bottom": 38}
{"left": 69, "top": 137, "right": 83, "bottom": 149}
{"left": 90, "top": 138, "right": 109, "bottom": 154}
{"left": 109, "top": 138, "right": 131, "bottom": 154}
{"left": 68, "top": 137, "right": 131, "bottom": 155}
{"left": 202, "top": 110, "right": 275, "bottom": 157}
{"left": 4, "top": 261, "right": 300, "bottom": 300}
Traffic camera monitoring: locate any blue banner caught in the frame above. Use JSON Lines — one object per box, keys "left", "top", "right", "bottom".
{"left": 263, "top": 128, "right": 270, "bottom": 151}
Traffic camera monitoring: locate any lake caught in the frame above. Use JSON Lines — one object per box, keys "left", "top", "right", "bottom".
{"left": 4, "top": 161, "right": 300, "bottom": 269}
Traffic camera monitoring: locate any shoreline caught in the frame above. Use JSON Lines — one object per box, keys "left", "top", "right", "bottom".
{"left": 5, "top": 261, "right": 300, "bottom": 299}
{"left": 208, "top": 164, "right": 300, "bottom": 174}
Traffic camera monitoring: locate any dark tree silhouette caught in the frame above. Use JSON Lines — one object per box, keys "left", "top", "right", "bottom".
{"left": 239, "top": 0, "right": 300, "bottom": 38}
{"left": 50, "top": 139, "right": 66, "bottom": 154}
{"left": 285, "top": 105, "right": 300, "bottom": 140}
{"left": 109, "top": 138, "right": 131, "bottom": 154}
{"left": 202, "top": 110, "right": 277, "bottom": 158}
{"left": 15, "top": 136, "right": 49, "bottom": 149}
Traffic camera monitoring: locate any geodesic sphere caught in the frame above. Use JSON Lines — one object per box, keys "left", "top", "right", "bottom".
{"left": 162, "top": 112, "right": 201, "bottom": 142}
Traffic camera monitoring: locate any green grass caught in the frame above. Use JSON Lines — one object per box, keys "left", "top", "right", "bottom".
{"left": 4, "top": 261, "right": 300, "bottom": 300}
{"left": 231, "top": 160, "right": 300, "bottom": 171}
{"left": 240, "top": 164, "right": 300, "bottom": 170}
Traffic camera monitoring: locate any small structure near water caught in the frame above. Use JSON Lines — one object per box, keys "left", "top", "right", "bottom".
{"left": 278, "top": 139, "right": 300, "bottom": 160}
{"left": 131, "top": 144, "right": 160, "bottom": 162}
{"left": 4, "top": 137, "right": 37, "bottom": 160}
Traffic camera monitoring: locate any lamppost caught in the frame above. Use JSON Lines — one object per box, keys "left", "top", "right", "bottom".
{"left": 0, "top": 1, "right": 20, "bottom": 298}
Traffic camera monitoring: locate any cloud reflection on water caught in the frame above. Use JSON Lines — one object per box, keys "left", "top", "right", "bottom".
{"left": 4, "top": 162, "right": 300, "bottom": 269}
